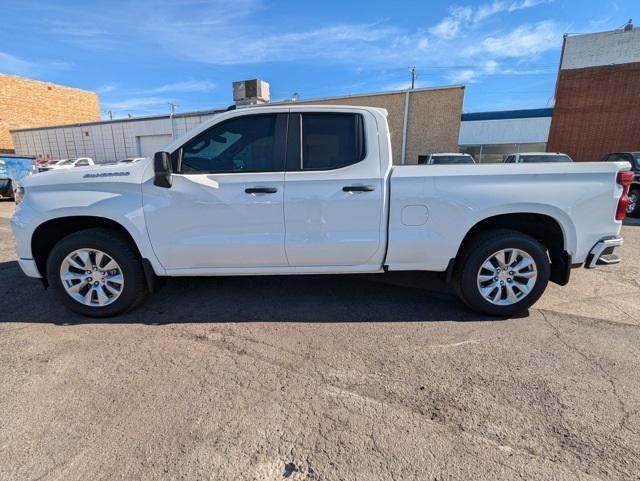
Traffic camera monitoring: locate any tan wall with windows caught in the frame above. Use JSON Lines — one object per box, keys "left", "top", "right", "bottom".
{"left": 293, "top": 86, "right": 464, "bottom": 164}
{"left": 0, "top": 74, "right": 100, "bottom": 152}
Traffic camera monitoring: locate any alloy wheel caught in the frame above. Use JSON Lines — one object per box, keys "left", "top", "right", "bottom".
{"left": 476, "top": 248, "right": 538, "bottom": 306}
{"left": 59, "top": 249, "right": 124, "bottom": 307}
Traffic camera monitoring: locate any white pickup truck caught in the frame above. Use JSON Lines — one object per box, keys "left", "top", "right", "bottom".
{"left": 11, "top": 105, "right": 634, "bottom": 318}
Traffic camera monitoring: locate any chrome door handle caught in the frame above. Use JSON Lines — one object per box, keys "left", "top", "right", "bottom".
{"left": 245, "top": 187, "right": 278, "bottom": 194}
{"left": 343, "top": 185, "right": 375, "bottom": 192}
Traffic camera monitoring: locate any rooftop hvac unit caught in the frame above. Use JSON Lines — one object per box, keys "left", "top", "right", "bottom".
{"left": 232, "top": 79, "right": 271, "bottom": 106}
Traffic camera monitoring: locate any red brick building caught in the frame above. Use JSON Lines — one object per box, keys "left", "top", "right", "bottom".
{"left": 547, "top": 27, "right": 640, "bottom": 161}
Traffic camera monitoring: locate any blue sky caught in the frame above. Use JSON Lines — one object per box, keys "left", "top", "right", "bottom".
{"left": 2, "top": 0, "right": 638, "bottom": 118}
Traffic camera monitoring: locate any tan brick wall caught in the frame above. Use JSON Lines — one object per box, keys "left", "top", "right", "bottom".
{"left": 293, "top": 86, "right": 464, "bottom": 164}
{"left": 0, "top": 74, "right": 100, "bottom": 152}
{"left": 406, "top": 87, "right": 464, "bottom": 164}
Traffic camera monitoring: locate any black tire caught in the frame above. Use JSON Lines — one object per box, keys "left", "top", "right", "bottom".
{"left": 0, "top": 179, "right": 13, "bottom": 199}
{"left": 46, "top": 228, "right": 148, "bottom": 317}
{"left": 627, "top": 188, "right": 640, "bottom": 218}
{"left": 453, "top": 229, "right": 550, "bottom": 317}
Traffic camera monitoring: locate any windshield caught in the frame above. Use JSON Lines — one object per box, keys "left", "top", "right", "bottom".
{"left": 431, "top": 155, "right": 475, "bottom": 164}
{"left": 520, "top": 155, "right": 571, "bottom": 163}
{"left": 57, "top": 158, "right": 76, "bottom": 166}
{"left": 634, "top": 154, "right": 640, "bottom": 169}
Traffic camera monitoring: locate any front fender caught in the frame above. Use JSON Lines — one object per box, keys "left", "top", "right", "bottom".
{"left": 11, "top": 183, "right": 165, "bottom": 276}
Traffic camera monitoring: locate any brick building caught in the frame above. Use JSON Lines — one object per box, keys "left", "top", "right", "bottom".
{"left": 547, "top": 27, "right": 640, "bottom": 161}
{"left": 0, "top": 74, "right": 100, "bottom": 153}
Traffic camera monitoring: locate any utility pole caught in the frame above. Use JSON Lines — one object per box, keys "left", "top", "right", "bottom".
{"left": 408, "top": 66, "right": 416, "bottom": 89}
{"left": 169, "top": 102, "right": 178, "bottom": 139}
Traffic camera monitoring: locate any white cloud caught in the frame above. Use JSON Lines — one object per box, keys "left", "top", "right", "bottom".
{"left": 448, "top": 69, "right": 479, "bottom": 83}
{"left": 430, "top": 17, "right": 463, "bottom": 40}
{"left": 417, "top": 38, "right": 430, "bottom": 51}
{"left": 148, "top": 80, "right": 216, "bottom": 93}
{"left": 476, "top": 0, "right": 550, "bottom": 21}
{"left": 0, "top": 51, "right": 34, "bottom": 76}
{"left": 146, "top": 20, "right": 399, "bottom": 65}
{"left": 447, "top": 61, "right": 500, "bottom": 84}
{"left": 467, "top": 21, "right": 561, "bottom": 58}
{"left": 445, "top": 57, "right": 553, "bottom": 84}
{"left": 429, "top": 0, "right": 552, "bottom": 40}
{"left": 382, "top": 80, "right": 433, "bottom": 91}
{"left": 96, "top": 84, "right": 116, "bottom": 94}
{"left": 102, "top": 97, "right": 170, "bottom": 111}
{"left": 49, "top": 25, "right": 110, "bottom": 37}
{"left": 0, "top": 51, "right": 73, "bottom": 77}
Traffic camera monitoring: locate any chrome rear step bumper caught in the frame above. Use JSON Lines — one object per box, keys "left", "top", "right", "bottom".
{"left": 585, "top": 237, "right": 624, "bottom": 269}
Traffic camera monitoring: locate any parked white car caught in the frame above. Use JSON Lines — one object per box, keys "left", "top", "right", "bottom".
{"left": 46, "top": 157, "right": 96, "bottom": 170}
{"left": 11, "top": 105, "right": 633, "bottom": 318}
{"left": 504, "top": 152, "right": 573, "bottom": 163}
{"left": 418, "top": 153, "right": 476, "bottom": 165}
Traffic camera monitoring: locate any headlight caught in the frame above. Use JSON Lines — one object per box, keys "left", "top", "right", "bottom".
{"left": 14, "top": 185, "right": 25, "bottom": 205}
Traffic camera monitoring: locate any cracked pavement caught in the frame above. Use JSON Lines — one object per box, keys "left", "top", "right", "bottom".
{"left": 0, "top": 200, "right": 639, "bottom": 481}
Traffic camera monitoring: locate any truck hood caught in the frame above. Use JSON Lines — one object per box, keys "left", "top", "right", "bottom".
{"left": 20, "top": 158, "right": 152, "bottom": 188}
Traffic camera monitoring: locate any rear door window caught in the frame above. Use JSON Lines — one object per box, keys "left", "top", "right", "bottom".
{"left": 287, "top": 113, "right": 365, "bottom": 170}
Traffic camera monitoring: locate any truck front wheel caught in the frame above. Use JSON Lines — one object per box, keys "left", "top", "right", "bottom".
{"left": 46, "top": 228, "right": 149, "bottom": 317}
{"left": 453, "top": 229, "right": 550, "bottom": 317}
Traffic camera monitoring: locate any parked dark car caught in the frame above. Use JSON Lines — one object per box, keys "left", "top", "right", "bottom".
{"left": 602, "top": 152, "right": 640, "bottom": 217}
{"left": 418, "top": 153, "right": 476, "bottom": 165}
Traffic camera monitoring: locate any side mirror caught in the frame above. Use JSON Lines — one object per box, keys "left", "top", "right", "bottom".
{"left": 153, "top": 151, "right": 172, "bottom": 188}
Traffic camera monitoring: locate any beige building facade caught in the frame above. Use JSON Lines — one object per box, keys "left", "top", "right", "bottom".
{"left": 0, "top": 74, "right": 100, "bottom": 153}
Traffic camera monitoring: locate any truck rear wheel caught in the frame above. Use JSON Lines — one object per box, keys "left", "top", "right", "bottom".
{"left": 453, "top": 229, "right": 550, "bottom": 316}
{"left": 46, "top": 228, "right": 148, "bottom": 317}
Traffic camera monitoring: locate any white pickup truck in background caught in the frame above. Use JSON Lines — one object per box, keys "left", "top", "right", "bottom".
{"left": 11, "top": 105, "right": 634, "bottom": 317}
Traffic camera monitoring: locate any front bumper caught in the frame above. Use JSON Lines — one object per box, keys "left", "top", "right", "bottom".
{"left": 585, "top": 237, "right": 624, "bottom": 269}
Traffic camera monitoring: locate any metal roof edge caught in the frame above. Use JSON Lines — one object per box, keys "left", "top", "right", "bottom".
{"left": 270, "top": 84, "right": 465, "bottom": 105}
{"left": 461, "top": 108, "right": 554, "bottom": 122}
{"left": 10, "top": 107, "right": 228, "bottom": 133}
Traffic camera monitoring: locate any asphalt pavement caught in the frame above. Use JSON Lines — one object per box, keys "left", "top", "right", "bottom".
{"left": 0, "top": 199, "right": 639, "bottom": 481}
